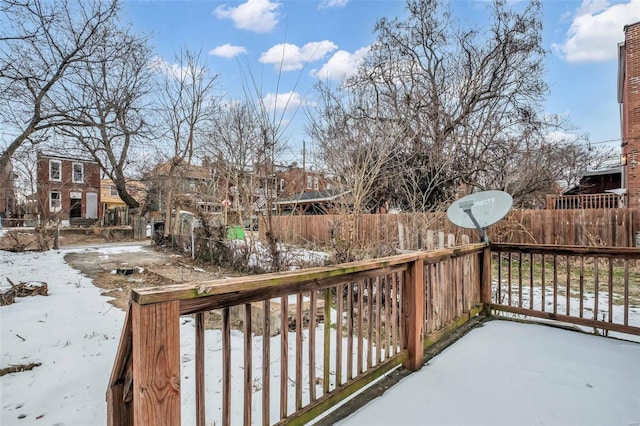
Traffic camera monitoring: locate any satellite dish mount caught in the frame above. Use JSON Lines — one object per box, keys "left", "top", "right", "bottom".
{"left": 446, "top": 190, "right": 513, "bottom": 243}
{"left": 459, "top": 200, "right": 488, "bottom": 242}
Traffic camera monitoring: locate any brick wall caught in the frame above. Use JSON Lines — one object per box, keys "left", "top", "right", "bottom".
{"left": 276, "top": 167, "right": 328, "bottom": 195}
{"left": 624, "top": 22, "right": 640, "bottom": 208}
{"left": 36, "top": 153, "right": 101, "bottom": 221}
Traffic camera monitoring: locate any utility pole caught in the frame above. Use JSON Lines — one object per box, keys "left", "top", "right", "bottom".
{"left": 302, "top": 140, "right": 306, "bottom": 174}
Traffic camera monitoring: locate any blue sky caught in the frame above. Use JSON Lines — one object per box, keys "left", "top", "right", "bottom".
{"left": 123, "top": 0, "right": 640, "bottom": 163}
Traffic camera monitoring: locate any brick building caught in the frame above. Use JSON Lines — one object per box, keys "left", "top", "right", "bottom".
{"left": 619, "top": 21, "right": 640, "bottom": 208}
{"left": 36, "top": 152, "right": 101, "bottom": 223}
{"left": 275, "top": 163, "right": 329, "bottom": 195}
{"left": 0, "top": 159, "right": 17, "bottom": 221}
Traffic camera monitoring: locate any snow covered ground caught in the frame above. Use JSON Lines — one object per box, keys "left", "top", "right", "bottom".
{"left": 338, "top": 320, "right": 640, "bottom": 426}
{"left": 1, "top": 246, "right": 125, "bottom": 424}
{"left": 1, "top": 243, "right": 639, "bottom": 425}
{"left": 494, "top": 281, "right": 640, "bottom": 341}
{"left": 0, "top": 244, "right": 344, "bottom": 425}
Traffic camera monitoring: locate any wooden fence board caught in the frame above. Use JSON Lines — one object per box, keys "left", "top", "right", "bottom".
{"left": 263, "top": 209, "right": 640, "bottom": 249}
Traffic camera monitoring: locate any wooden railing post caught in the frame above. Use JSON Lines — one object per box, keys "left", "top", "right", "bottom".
{"left": 480, "top": 245, "right": 492, "bottom": 316}
{"left": 132, "top": 301, "right": 181, "bottom": 425}
{"left": 107, "top": 305, "right": 133, "bottom": 426}
{"left": 403, "top": 258, "right": 424, "bottom": 371}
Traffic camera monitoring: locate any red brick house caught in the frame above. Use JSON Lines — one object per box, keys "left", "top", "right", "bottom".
{"left": 275, "top": 164, "right": 329, "bottom": 196}
{"left": 619, "top": 21, "right": 640, "bottom": 208}
{"left": 36, "top": 152, "right": 101, "bottom": 224}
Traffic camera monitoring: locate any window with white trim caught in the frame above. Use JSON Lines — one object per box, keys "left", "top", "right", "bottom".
{"left": 306, "top": 175, "right": 312, "bottom": 189}
{"left": 110, "top": 185, "right": 118, "bottom": 196}
{"left": 313, "top": 176, "right": 319, "bottom": 191}
{"left": 49, "top": 160, "right": 61, "bottom": 181}
{"left": 49, "top": 191, "right": 61, "bottom": 212}
{"left": 279, "top": 179, "right": 284, "bottom": 192}
{"left": 72, "top": 162, "right": 84, "bottom": 183}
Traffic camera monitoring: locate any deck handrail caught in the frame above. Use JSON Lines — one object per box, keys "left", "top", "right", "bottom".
{"left": 490, "top": 243, "right": 640, "bottom": 337}
{"left": 545, "top": 192, "right": 623, "bottom": 210}
{"left": 107, "top": 243, "right": 489, "bottom": 425}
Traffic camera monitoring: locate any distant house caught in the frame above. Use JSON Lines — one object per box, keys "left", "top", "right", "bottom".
{"left": 0, "top": 160, "right": 17, "bottom": 222}
{"left": 276, "top": 189, "right": 349, "bottom": 215}
{"left": 144, "top": 160, "right": 225, "bottom": 215}
{"left": 564, "top": 167, "right": 622, "bottom": 195}
{"left": 275, "top": 164, "right": 329, "bottom": 196}
{"left": 36, "top": 152, "right": 101, "bottom": 224}
{"left": 144, "top": 159, "right": 339, "bottom": 220}
{"left": 100, "top": 179, "right": 147, "bottom": 212}
{"left": 547, "top": 167, "right": 624, "bottom": 209}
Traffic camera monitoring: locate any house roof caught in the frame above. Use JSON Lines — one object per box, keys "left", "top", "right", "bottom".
{"left": 582, "top": 166, "right": 621, "bottom": 177}
{"left": 276, "top": 189, "right": 348, "bottom": 205}
{"left": 37, "top": 150, "right": 97, "bottom": 164}
{"left": 151, "top": 161, "right": 212, "bottom": 180}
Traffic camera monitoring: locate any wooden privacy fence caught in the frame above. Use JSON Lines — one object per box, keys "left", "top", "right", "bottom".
{"left": 106, "top": 244, "right": 489, "bottom": 425}
{"left": 490, "top": 243, "right": 640, "bottom": 336}
{"left": 104, "top": 207, "right": 130, "bottom": 226}
{"left": 102, "top": 207, "right": 147, "bottom": 240}
{"left": 263, "top": 209, "right": 640, "bottom": 249}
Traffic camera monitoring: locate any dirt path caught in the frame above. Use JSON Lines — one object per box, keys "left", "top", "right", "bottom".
{"left": 64, "top": 242, "right": 225, "bottom": 311}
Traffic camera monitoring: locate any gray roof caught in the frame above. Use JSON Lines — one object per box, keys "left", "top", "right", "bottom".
{"left": 276, "top": 189, "right": 347, "bottom": 205}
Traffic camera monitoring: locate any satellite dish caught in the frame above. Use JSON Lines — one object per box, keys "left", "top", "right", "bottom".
{"left": 446, "top": 190, "right": 513, "bottom": 242}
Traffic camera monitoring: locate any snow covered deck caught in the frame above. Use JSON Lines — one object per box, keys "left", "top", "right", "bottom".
{"left": 338, "top": 320, "right": 640, "bottom": 426}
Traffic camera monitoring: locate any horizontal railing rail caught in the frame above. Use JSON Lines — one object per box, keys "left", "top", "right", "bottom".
{"left": 490, "top": 243, "right": 640, "bottom": 337}
{"left": 107, "top": 244, "right": 489, "bottom": 425}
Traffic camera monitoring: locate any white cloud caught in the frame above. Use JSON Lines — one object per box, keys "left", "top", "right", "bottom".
{"left": 313, "top": 46, "right": 369, "bottom": 80}
{"left": 149, "top": 56, "right": 193, "bottom": 81}
{"left": 260, "top": 41, "right": 338, "bottom": 71}
{"left": 208, "top": 43, "right": 247, "bottom": 58}
{"left": 214, "top": 0, "right": 281, "bottom": 33}
{"left": 545, "top": 130, "right": 578, "bottom": 144}
{"left": 261, "top": 91, "right": 304, "bottom": 112}
{"left": 552, "top": 0, "right": 640, "bottom": 62}
{"left": 319, "top": 0, "right": 348, "bottom": 9}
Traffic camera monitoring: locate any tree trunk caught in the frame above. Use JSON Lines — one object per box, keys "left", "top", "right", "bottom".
{"left": 113, "top": 173, "right": 140, "bottom": 209}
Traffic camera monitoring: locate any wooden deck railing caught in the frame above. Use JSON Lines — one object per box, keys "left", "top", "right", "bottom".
{"left": 545, "top": 193, "right": 624, "bottom": 210}
{"left": 490, "top": 243, "right": 640, "bottom": 336}
{"left": 107, "top": 242, "right": 640, "bottom": 425}
{"left": 106, "top": 244, "right": 489, "bottom": 425}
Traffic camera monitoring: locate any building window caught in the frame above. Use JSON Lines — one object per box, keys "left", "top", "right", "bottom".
{"left": 49, "top": 191, "right": 61, "bottom": 212}
{"left": 280, "top": 178, "right": 284, "bottom": 192}
{"left": 313, "top": 176, "right": 319, "bottom": 191}
{"left": 110, "top": 185, "right": 118, "bottom": 196}
{"left": 49, "top": 160, "right": 61, "bottom": 181}
{"left": 306, "top": 175, "right": 313, "bottom": 189}
{"left": 72, "top": 163, "right": 84, "bottom": 183}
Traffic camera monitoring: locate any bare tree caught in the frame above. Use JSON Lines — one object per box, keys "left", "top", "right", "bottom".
{"left": 154, "top": 49, "right": 219, "bottom": 235}
{"left": 308, "top": 82, "right": 402, "bottom": 261}
{"left": 58, "top": 28, "right": 153, "bottom": 209}
{"left": 308, "top": 82, "right": 400, "bottom": 214}
{"left": 207, "top": 101, "right": 261, "bottom": 225}
{"left": 0, "top": 0, "right": 119, "bottom": 173}
{"left": 322, "top": 0, "right": 583, "bottom": 209}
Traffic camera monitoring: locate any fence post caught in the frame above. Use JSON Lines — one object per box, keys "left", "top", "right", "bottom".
{"left": 132, "top": 301, "right": 181, "bottom": 425}
{"left": 403, "top": 258, "right": 424, "bottom": 371}
{"left": 480, "top": 245, "right": 492, "bottom": 315}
